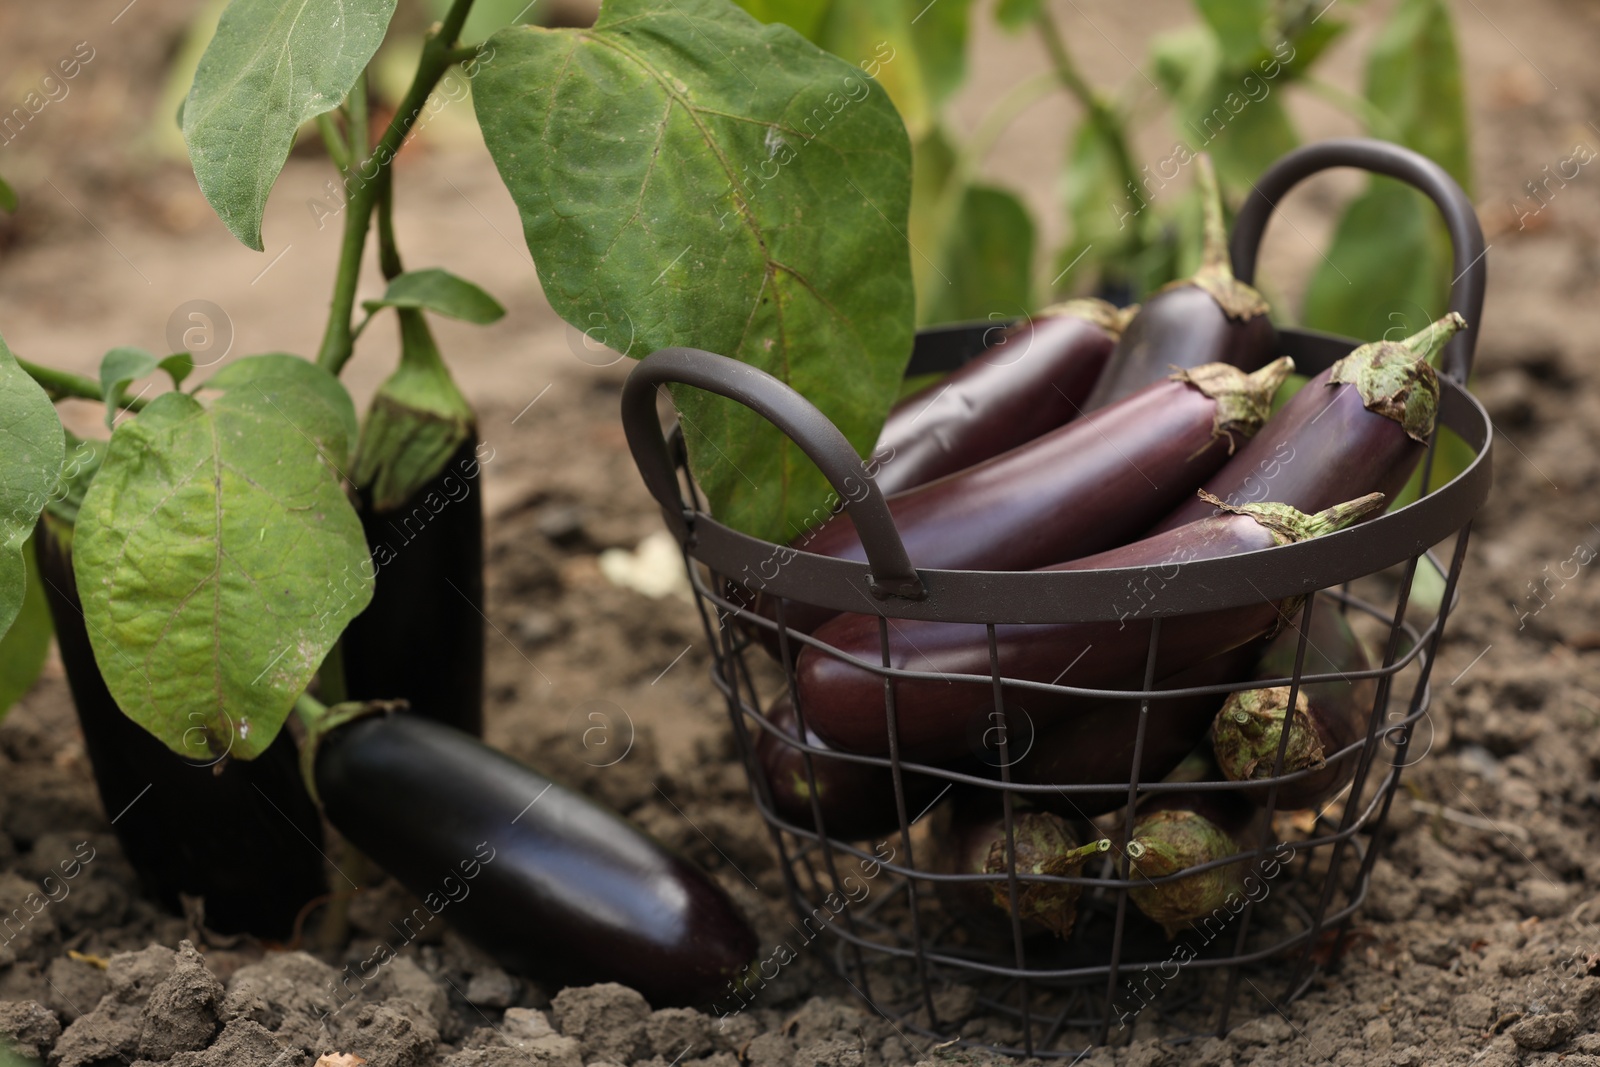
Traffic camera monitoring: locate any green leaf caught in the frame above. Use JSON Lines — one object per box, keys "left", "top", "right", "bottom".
{"left": 0, "top": 337, "right": 66, "bottom": 643}
{"left": 815, "top": 0, "right": 966, "bottom": 141}
{"left": 1302, "top": 178, "right": 1450, "bottom": 344}
{"left": 203, "top": 352, "right": 360, "bottom": 468}
{"left": 474, "top": 0, "right": 915, "bottom": 543}
{"left": 908, "top": 125, "right": 957, "bottom": 320}
{"left": 0, "top": 535, "right": 52, "bottom": 720}
{"left": 74, "top": 354, "right": 371, "bottom": 761}
{"left": 1193, "top": 83, "right": 1298, "bottom": 191}
{"left": 925, "top": 184, "right": 1035, "bottom": 324}
{"left": 361, "top": 268, "right": 507, "bottom": 324}
{"left": 1365, "top": 0, "right": 1470, "bottom": 191}
{"left": 995, "top": 0, "right": 1043, "bottom": 32}
{"left": 730, "top": 0, "right": 831, "bottom": 41}
{"left": 1196, "top": 0, "right": 1267, "bottom": 66}
{"left": 1150, "top": 26, "right": 1220, "bottom": 108}
{"left": 99, "top": 347, "right": 161, "bottom": 428}
{"left": 182, "top": 0, "right": 399, "bottom": 250}
{"left": 160, "top": 353, "right": 196, "bottom": 389}
{"left": 46, "top": 435, "right": 108, "bottom": 528}
{"left": 1058, "top": 119, "right": 1141, "bottom": 295}
{"left": 0, "top": 174, "right": 16, "bottom": 214}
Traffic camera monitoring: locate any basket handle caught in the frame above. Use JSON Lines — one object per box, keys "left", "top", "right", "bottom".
{"left": 1229, "top": 137, "right": 1486, "bottom": 383}
{"left": 620, "top": 346, "right": 925, "bottom": 599}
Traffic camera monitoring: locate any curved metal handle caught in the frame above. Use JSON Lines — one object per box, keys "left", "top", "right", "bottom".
{"left": 620, "top": 347, "right": 924, "bottom": 599}
{"left": 1229, "top": 138, "right": 1486, "bottom": 383}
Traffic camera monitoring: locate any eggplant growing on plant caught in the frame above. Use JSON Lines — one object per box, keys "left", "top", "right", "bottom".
{"left": 796, "top": 492, "right": 1386, "bottom": 759}
{"left": 754, "top": 692, "right": 944, "bottom": 841}
{"left": 870, "top": 299, "right": 1132, "bottom": 496}
{"left": 1124, "top": 788, "right": 1260, "bottom": 938}
{"left": 758, "top": 358, "right": 1293, "bottom": 638}
{"left": 1152, "top": 313, "right": 1466, "bottom": 532}
{"left": 935, "top": 800, "right": 1109, "bottom": 939}
{"left": 1211, "top": 599, "right": 1377, "bottom": 809}
{"left": 1083, "top": 155, "right": 1276, "bottom": 411}
{"left": 35, "top": 509, "right": 328, "bottom": 939}
{"left": 311, "top": 708, "right": 757, "bottom": 1007}
{"left": 343, "top": 308, "right": 488, "bottom": 735}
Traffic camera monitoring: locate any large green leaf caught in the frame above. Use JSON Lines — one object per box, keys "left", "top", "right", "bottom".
{"left": 815, "top": 0, "right": 968, "bottom": 141}
{"left": 1365, "top": 0, "right": 1470, "bottom": 191}
{"left": 362, "top": 268, "right": 506, "bottom": 324}
{"left": 182, "top": 0, "right": 399, "bottom": 250}
{"left": 0, "top": 536, "right": 52, "bottom": 720}
{"left": 908, "top": 125, "right": 957, "bottom": 320}
{"left": 1194, "top": 82, "right": 1298, "bottom": 191}
{"left": 1057, "top": 119, "right": 1139, "bottom": 296}
{"left": 74, "top": 355, "right": 371, "bottom": 761}
{"left": 731, "top": 0, "right": 830, "bottom": 41}
{"left": 46, "top": 436, "right": 108, "bottom": 528}
{"left": 925, "top": 184, "right": 1035, "bottom": 324}
{"left": 474, "top": 0, "right": 914, "bottom": 542}
{"left": 204, "top": 352, "right": 360, "bottom": 467}
{"left": 1302, "top": 178, "right": 1449, "bottom": 344}
{"left": 0, "top": 338, "right": 65, "bottom": 643}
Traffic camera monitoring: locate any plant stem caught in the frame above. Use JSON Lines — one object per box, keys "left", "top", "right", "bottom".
{"left": 18, "top": 358, "right": 147, "bottom": 411}
{"left": 294, "top": 692, "right": 329, "bottom": 732}
{"left": 314, "top": 112, "right": 351, "bottom": 173}
{"left": 348, "top": 74, "right": 369, "bottom": 167}
{"left": 315, "top": 0, "right": 479, "bottom": 376}
{"left": 1035, "top": 7, "right": 1144, "bottom": 227}
{"left": 377, "top": 179, "right": 404, "bottom": 282}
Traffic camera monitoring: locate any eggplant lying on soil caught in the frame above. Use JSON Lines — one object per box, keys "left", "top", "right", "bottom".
{"left": 1083, "top": 155, "right": 1276, "bottom": 411}
{"left": 344, "top": 308, "right": 485, "bottom": 735}
{"left": 935, "top": 801, "right": 1109, "bottom": 940}
{"left": 796, "top": 492, "right": 1386, "bottom": 760}
{"left": 871, "top": 299, "right": 1131, "bottom": 496}
{"left": 313, "top": 710, "right": 757, "bottom": 1007}
{"left": 1153, "top": 312, "right": 1466, "bottom": 533}
{"left": 1211, "top": 599, "right": 1377, "bottom": 809}
{"left": 1124, "top": 787, "right": 1261, "bottom": 938}
{"left": 759, "top": 358, "right": 1292, "bottom": 639}
{"left": 36, "top": 514, "right": 328, "bottom": 939}
{"left": 1016, "top": 643, "right": 1264, "bottom": 817}
{"left": 754, "top": 692, "right": 944, "bottom": 841}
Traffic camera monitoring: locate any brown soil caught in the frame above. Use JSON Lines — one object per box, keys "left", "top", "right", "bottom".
{"left": 4, "top": 1, "right": 1600, "bottom": 1065}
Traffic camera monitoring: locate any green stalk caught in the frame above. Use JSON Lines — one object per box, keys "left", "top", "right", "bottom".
{"left": 316, "top": 0, "right": 479, "bottom": 375}
{"left": 377, "top": 179, "right": 404, "bottom": 282}
{"left": 18, "top": 358, "right": 147, "bottom": 411}
{"left": 1036, "top": 7, "right": 1143, "bottom": 232}
{"left": 314, "top": 112, "right": 351, "bottom": 174}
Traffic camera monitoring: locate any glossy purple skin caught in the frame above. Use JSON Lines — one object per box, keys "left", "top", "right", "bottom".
{"left": 795, "top": 512, "right": 1290, "bottom": 759}
{"left": 1234, "top": 599, "right": 1377, "bottom": 809}
{"left": 755, "top": 692, "right": 943, "bottom": 841}
{"left": 872, "top": 314, "right": 1115, "bottom": 496}
{"left": 765, "top": 374, "right": 1246, "bottom": 638}
{"left": 1152, "top": 370, "right": 1420, "bottom": 534}
{"left": 1085, "top": 286, "right": 1276, "bottom": 411}
{"left": 1017, "top": 644, "right": 1263, "bottom": 818}
{"left": 316, "top": 713, "right": 757, "bottom": 1007}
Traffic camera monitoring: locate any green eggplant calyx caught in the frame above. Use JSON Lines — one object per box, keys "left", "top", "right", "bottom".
{"left": 1183, "top": 153, "right": 1271, "bottom": 322}
{"left": 1177, "top": 357, "right": 1295, "bottom": 453}
{"left": 1035, "top": 297, "right": 1139, "bottom": 339}
{"left": 1213, "top": 687, "right": 1325, "bottom": 782}
{"left": 298, "top": 697, "right": 405, "bottom": 806}
{"left": 1328, "top": 312, "right": 1463, "bottom": 443}
{"left": 981, "top": 814, "right": 1105, "bottom": 939}
{"left": 1125, "top": 809, "right": 1247, "bottom": 938}
{"left": 1201, "top": 490, "right": 1386, "bottom": 546}
{"left": 353, "top": 309, "right": 476, "bottom": 513}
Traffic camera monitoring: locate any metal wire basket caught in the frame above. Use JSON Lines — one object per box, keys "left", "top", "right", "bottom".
{"left": 620, "top": 139, "right": 1493, "bottom": 1057}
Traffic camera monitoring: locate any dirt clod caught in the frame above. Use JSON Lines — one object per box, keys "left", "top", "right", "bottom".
{"left": 0, "top": 999, "right": 60, "bottom": 1059}
{"left": 1509, "top": 1011, "right": 1578, "bottom": 1050}
{"left": 552, "top": 984, "right": 651, "bottom": 1063}
{"left": 137, "top": 940, "right": 224, "bottom": 1059}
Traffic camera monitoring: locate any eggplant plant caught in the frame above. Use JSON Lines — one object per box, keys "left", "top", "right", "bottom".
{"left": 0, "top": 0, "right": 917, "bottom": 977}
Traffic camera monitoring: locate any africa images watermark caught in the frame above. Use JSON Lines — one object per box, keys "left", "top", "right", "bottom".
{"left": 0, "top": 841, "right": 99, "bottom": 947}
{"left": 0, "top": 41, "right": 97, "bottom": 148}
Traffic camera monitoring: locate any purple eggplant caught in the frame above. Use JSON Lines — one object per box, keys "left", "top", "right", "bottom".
{"left": 795, "top": 492, "right": 1386, "bottom": 760}
{"left": 313, "top": 711, "right": 757, "bottom": 1007}
{"left": 756, "top": 358, "right": 1292, "bottom": 639}
{"left": 871, "top": 299, "right": 1130, "bottom": 496}
{"left": 754, "top": 692, "right": 943, "bottom": 841}
{"left": 934, "top": 802, "right": 1109, "bottom": 939}
{"left": 1016, "top": 644, "right": 1263, "bottom": 818}
{"left": 1152, "top": 312, "right": 1466, "bottom": 533}
{"left": 1083, "top": 155, "right": 1276, "bottom": 411}
{"left": 1124, "top": 787, "right": 1261, "bottom": 938}
{"left": 1211, "top": 599, "right": 1377, "bottom": 809}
